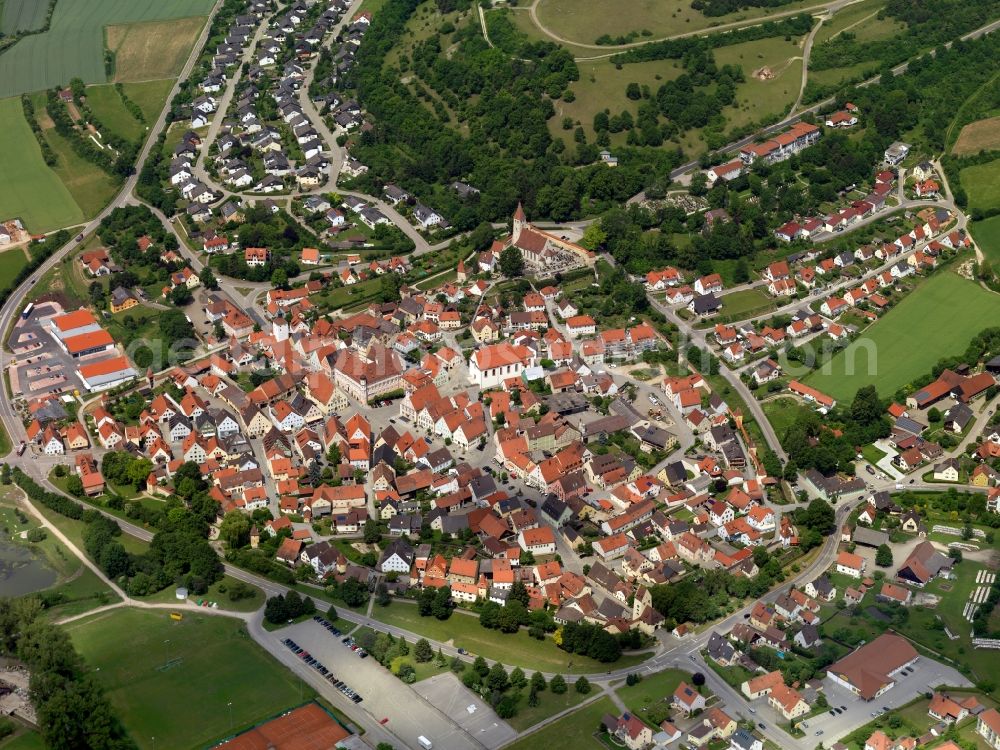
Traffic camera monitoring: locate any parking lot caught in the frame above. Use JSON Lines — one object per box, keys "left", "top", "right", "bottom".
{"left": 414, "top": 673, "right": 517, "bottom": 750}
{"left": 796, "top": 656, "right": 972, "bottom": 745}
{"left": 279, "top": 619, "right": 490, "bottom": 750}
{"left": 6, "top": 301, "right": 86, "bottom": 400}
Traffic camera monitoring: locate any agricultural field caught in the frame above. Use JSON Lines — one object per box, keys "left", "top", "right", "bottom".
{"left": 28, "top": 91, "right": 121, "bottom": 221}
{"left": 0, "top": 96, "right": 84, "bottom": 232}
{"left": 960, "top": 158, "right": 1000, "bottom": 213}
{"left": 953, "top": 115, "right": 1000, "bottom": 156}
{"left": 66, "top": 609, "right": 314, "bottom": 750}
{"left": 106, "top": 16, "right": 206, "bottom": 82}
{"left": 532, "top": 0, "right": 819, "bottom": 45}
{"left": 803, "top": 270, "right": 1000, "bottom": 402}
{"left": 0, "top": 0, "right": 214, "bottom": 98}
{"left": 1, "top": 0, "right": 48, "bottom": 34}
{"left": 971, "top": 215, "right": 1000, "bottom": 266}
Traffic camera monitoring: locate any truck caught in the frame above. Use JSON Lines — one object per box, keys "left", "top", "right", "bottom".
{"left": 417, "top": 737, "right": 432, "bottom": 749}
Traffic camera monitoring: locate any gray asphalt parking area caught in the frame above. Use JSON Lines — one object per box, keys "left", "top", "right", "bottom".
{"left": 414, "top": 673, "right": 517, "bottom": 750}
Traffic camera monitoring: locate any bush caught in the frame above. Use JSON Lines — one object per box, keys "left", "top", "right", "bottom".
{"left": 26, "top": 528, "right": 47, "bottom": 543}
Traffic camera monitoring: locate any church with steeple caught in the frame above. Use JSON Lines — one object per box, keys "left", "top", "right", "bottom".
{"left": 501, "top": 203, "right": 595, "bottom": 273}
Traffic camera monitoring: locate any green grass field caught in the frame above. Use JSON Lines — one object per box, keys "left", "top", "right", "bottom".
{"left": 1, "top": 0, "right": 48, "bottom": 34}
{"left": 971, "top": 215, "right": 1000, "bottom": 266}
{"left": 616, "top": 668, "right": 692, "bottom": 725}
{"left": 532, "top": 0, "right": 819, "bottom": 43}
{"left": 715, "top": 287, "right": 777, "bottom": 322}
{"left": 960, "top": 158, "right": 1000, "bottom": 214}
{"left": 506, "top": 695, "right": 616, "bottom": 750}
{"left": 26, "top": 91, "right": 122, "bottom": 222}
{"left": 373, "top": 601, "right": 653, "bottom": 674}
{"left": 67, "top": 609, "right": 315, "bottom": 750}
{"left": 548, "top": 55, "right": 684, "bottom": 144}
{"left": 0, "top": 248, "right": 29, "bottom": 292}
{"left": 803, "top": 270, "right": 1000, "bottom": 402}
{"left": 505, "top": 684, "right": 593, "bottom": 732}
{"left": 0, "top": 96, "right": 84, "bottom": 232}
{"left": 0, "top": 0, "right": 214, "bottom": 98}
{"left": 121, "top": 79, "right": 174, "bottom": 123}
{"left": 0, "top": 731, "right": 46, "bottom": 750}
{"left": 84, "top": 84, "right": 146, "bottom": 141}
{"left": 713, "top": 35, "right": 804, "bottom": 132}
{"left": 762, "top": 397, "right": 813, "bottom": 437}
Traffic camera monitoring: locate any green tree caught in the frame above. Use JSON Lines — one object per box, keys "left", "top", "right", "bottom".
{"left": 531, "top": 671, "right": 546, "bottom": 692}
{"left": 875, "top": 544, "right": 893, "bottom": 567}
{"left": 510, "top": 667, "right": 527, "bottom": 690}
{"left": 414, "top": 638, "right": 434, "bottom": 663}
{"left": 550, "top": 674, "right": 567, "bottom": 694}
{"left": 487, "top": 663, "right": 509, "bottom": 692}
{"left": 579, "top": 224, "right": 607, "bottom": 251}
{"left": 65, "top": 475, "right": 84, "bottom": 497}
{"left": 219, "top": 510, "right": 251, "bottom": 548}
{"left": 499, "top": 246, "right": 524, "bottom": 277}
{"left": 575, "top": 676, "right": 591, "bottom": 694}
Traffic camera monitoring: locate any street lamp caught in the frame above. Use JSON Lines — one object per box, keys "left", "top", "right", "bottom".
{"left": 228, "top": 702, "right": 233, "bottom": 730}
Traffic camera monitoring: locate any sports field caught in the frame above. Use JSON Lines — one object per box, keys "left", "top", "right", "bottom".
{"left": 1, "top": 0, "right": 48, "bottom": 34}
{"left": 66, "top": 609, "right": 314, "bottom": 750}
{"left": 106, "top": 16, "right": 206, "bottom": 82}
{"left": 960, "top": 158, "right": 1000, "bottom": 214}
{"left": 803, "top": 270, "right": 1000, "bottom": 402}
{"left": 0, "top": 0, "right": 213, "bottom": 98}
{"left": 953, "top": 115, "right": 1000, "bottom": 156}
{"left": 0, "top": 96, "right": 83, "bottom": 232}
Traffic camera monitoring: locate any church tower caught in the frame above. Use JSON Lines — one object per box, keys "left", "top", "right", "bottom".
{"left": 512, "top": 202, "right": 527, "bottom": 243}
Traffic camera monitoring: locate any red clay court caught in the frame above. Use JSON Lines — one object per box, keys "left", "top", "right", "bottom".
{"left": 215, "top": 703, "right": 350, "bottom": 749}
